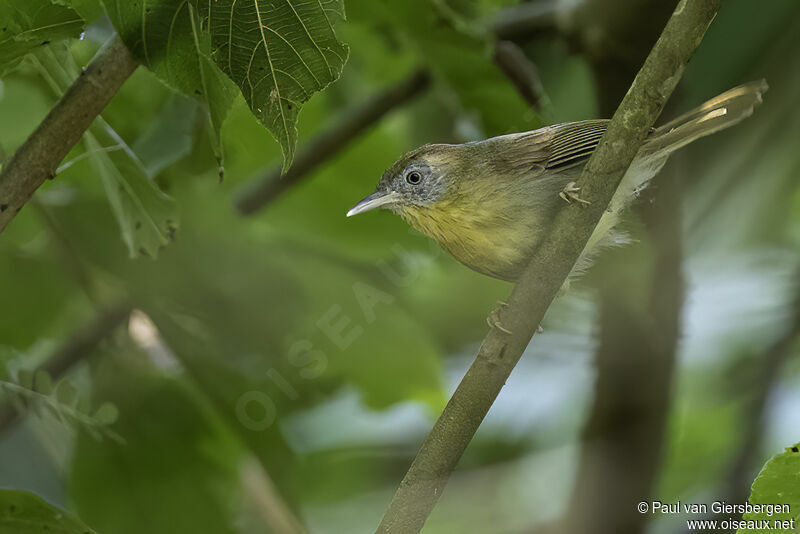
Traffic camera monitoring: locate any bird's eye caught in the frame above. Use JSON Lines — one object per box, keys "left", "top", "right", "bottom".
{"left": 406, "top": 171, "right": 422, "bottom": 185}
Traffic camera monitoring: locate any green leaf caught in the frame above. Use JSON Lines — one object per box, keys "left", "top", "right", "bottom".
{"left": 0, "top": 0, "right": 84, "bottom": 77}
{"left": 84, "top": 118, "right": 179, "bottom": 259}
{"left": 203, "top": 0, "right": 349, "bottom": 171}
{"left": 70, "top": 356, "right": 244, "bottom": 534}
{"left": 101, "top": 0, "right": 238, "bottom": 165}
{"left": 27, "top": 42, "right": 180, "bottom": 259}
{"left": 0, "top": 490, "right": 98, "bottom": 534}
{"left": 33, "top": 368, "right": 53, "bottom": 395}
{"left": 739, "top": 443, "right": 800, "bottom": 534}
{"left": 92, "top": 402, "right": 119, "bottom": 425}
{"left": 132, "top": 93, "right": 203, "bottom": 177}
{"left": 55, "top": 379, "right": 79, "bottom": 407}
{"left": 52, "top": 0, "right": 104, "bottom": 22}
{"left": 279, "top": 252, "right": 445, "bottom": 410}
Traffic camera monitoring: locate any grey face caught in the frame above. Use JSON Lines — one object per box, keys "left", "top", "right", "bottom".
{"left": 347, "top": 148, "right": 450, "bottom": 217}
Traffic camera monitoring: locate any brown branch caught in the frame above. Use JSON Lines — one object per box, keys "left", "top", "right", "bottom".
{"left": 375, "top": 1, "right": 721, "bottom": 532}
{"left": 234, "top": 69, "right": 432, "bottom": 215}
{"left": 0, "top": 303, "right": 132, "bottom": 434}
{"left": 0, "top": 35, "right": 138, "bottom": 233}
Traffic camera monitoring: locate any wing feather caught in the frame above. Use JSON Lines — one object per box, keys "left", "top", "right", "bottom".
{"left": 545, "top": 120, "right": 609, "bottom": 170}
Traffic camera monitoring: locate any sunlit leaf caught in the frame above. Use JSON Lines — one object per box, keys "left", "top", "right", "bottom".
{"left": 203, "top": 0, "right": 349, "bottom": 171}
{"left": 0, "top": 0, "right": 84, "bottom": 77}
{"left": 0, "top": 490, "right": 98, "bottom": 534}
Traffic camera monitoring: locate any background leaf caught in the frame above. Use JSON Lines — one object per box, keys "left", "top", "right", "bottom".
{"left": 84, "top": 117, "right": 178, "bottom": 259}
{"left": 203, "top": 0, "right": 349, "bottom": 171}
{"left": 0, "top": 490, "right": 98, "bottom": 534}
{"left": 70, "top": 356, "right": 244, "bottom": 534}
{"left": 0, "top": 0, "right": 84, "bottom": 77}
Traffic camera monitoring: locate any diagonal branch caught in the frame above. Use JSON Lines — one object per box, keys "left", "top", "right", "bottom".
{"left": 492, "top": 40, "right": 546, "bottom": 112}
{"left": 374, "top": 1, "right": 721, "bottom": 532}
{"left": 0, "top": 35, "right": 138, "bottom": 234}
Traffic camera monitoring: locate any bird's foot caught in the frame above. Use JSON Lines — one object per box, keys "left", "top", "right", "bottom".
{"left": 487, "top": 302, "right": 512, "bottom": 334}
{"left": 560, "top": 182, "right": 591, "bottom": 205}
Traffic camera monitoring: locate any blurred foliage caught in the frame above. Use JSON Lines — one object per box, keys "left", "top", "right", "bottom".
{"left": 0, "top": 0, "right": 84, "bottom": 77}
{"left": 0, "top": 0, "right": 799, "bottom": 533}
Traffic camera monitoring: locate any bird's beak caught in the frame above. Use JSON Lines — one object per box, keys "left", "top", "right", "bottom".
{"left": 346, "top": 191, "right": 399, "bottom": 217}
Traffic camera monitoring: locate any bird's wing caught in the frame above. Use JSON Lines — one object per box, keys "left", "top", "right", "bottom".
{"left": 544, "top": 120, "right": 609, "bottom": 170}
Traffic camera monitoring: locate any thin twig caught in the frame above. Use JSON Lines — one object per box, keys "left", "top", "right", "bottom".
{"left": 0, "top": 35, "right": 138, "bottom": 233}
{"left": 492, "top": 40, "right": 545, "bottom": 111}
{"left": 240, "top": 455, "right": 308, "bottom": 534}
{"left": 375, "top": 1, "right": 721, "bottom": 532}
{"left": 234, "top": 69, "right": 432, "bottom": 215}
{"left": 491, "top": 0, "right": 558, "bottom": 41}
{"left": 0, "top": 304, "right": 132, "bottom": 434}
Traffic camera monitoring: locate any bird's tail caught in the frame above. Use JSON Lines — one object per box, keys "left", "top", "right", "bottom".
{"left": 642, "top": 79, "right": 768, "bottom": 156}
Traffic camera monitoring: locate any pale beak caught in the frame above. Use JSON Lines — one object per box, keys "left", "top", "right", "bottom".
{"left": 346, "top": 191, "right": 399, "bottom": 217}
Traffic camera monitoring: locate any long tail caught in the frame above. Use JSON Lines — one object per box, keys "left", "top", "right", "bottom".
{"left": 642, "top": 79, "right": 768, "bottom": 156}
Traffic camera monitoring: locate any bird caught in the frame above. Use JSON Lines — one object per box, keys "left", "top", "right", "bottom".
{"left": 347, "top": 80, "right": 768, "bottom": 282}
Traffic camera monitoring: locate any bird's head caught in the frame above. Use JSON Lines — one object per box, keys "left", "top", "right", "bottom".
{"left": 346, "top": 144, "right": 464, "bottom": 218}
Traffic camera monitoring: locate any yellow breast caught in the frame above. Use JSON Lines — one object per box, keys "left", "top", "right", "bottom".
{"left": 396, "top": 198, "right": 533, "bottom": 281}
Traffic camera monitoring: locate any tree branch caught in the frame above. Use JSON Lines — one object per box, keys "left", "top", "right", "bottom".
{"left": 234, "top": 69, "right": 432, "bottom": 215}
{"left": 0, "top": 303, "right": 132, "bottom": 434}
{"left": 375, "top": 1, "right": 721, "bottom": 532}
{"left": 492, "top": 40, "right": 545, "bottom": 111}
{"left": 491, "top": 0, "right": 557, "bottom": 42}
{"left": 0, "top": 35, "right": 138, "bottom": 233}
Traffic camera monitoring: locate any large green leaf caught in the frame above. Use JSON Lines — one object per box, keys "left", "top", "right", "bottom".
{"left": 0, "top": 490, "right": 98, "bottom": 534}
{"left": 738, "top": 443, "right": 800, "bottom": 534}
{"left": 101, "top": 0, "right": 237, "bottom": 165}
{"left": 0, "top": 0, "right": 84, "bottom": 77}
{"left": 203, "top": 0, "right": 349, "bottom": 171}
{"left": 53, "top": 0, "right": 104, "bottom": 22}
{"left": 28, "top": 44, "right": 180, "bottom": 259}
{"left": 81, "top": 118, "right": 178, "bottom": 259}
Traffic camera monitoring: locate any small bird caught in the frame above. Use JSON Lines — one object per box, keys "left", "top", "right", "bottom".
{"left": 347, "top": 81, "right": 767, "bottom": 282}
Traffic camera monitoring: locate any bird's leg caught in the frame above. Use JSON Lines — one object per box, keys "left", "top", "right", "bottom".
{"left": 487, "top": 301, "right": 512, "bottom": 334}
{"left": 560, "top": 181, "right": 591, "bottom": 205}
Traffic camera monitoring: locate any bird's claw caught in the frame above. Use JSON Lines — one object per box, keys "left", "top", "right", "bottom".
{"left": 487, "top": 303, "right": 512, "bottom": 334}
{"left": 560, "top": 182, "right": 591, "bottom": 205}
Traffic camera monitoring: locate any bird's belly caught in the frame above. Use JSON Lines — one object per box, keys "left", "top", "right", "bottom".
{"left": 436, "top": 222, "right": 534, "bottom": 282}
{"left": 398, "top": 203, "right": 542, "bottom": 282}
